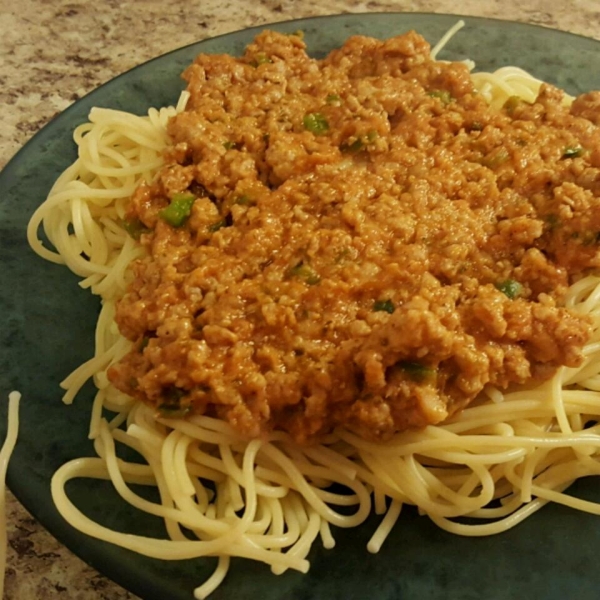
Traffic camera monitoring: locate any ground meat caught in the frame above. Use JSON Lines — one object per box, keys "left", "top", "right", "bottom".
{"left": 107, "top": 30, "right": 600, "bottom": 443}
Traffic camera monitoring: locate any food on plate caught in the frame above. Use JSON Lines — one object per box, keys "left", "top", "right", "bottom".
{"left": 106, "top": 29, "right": 597, "bottom": 444}
{"left": 26, "top": 23, "right": 600, "bottom": 599}
{"left": 0, "top": 392, "right": 20, "bottom": 599}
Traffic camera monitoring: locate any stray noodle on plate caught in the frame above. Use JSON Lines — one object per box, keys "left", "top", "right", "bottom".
{"left": 14, "top": 20, "right": 600, "bottom": 598}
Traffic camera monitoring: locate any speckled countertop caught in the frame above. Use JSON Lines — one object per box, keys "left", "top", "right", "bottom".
{"left": 1, "top": 1, "right": 600, "bottom": 598}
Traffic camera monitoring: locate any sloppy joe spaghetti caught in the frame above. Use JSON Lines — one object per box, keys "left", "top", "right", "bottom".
{"left": 26, "top": 22, "right": 600, "bottom": 599}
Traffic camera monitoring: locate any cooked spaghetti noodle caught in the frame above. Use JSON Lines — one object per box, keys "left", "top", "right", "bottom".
{"left": 0, "top": 392, "right": 21, "bottom": 599}
{"left": 26, "top": 22, "right": 600, "bottom": 599}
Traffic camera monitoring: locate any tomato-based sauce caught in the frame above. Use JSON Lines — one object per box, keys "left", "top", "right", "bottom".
{"left": 108, "top": 30, "right": 600, "bottom": 442}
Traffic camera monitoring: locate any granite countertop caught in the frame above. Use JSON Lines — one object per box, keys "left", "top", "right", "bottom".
{"left": 1, "top": 1, "right": 600, "bottom": 598}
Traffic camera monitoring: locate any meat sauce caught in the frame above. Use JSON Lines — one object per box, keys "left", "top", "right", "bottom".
{"left": 108, "top": 30, "right": 600, "bottom": 442}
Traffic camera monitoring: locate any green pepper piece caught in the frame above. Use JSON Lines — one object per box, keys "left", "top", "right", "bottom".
{"left": 249, "top": 52, "right": 272, "bottom": 67}
{"left": 122, "top": 218, "right": 150, "bottom": 240}
{"left": 286, "top": 261, "right": 320, "bottom": 285}
{"left": 341, "top": 138, "right": 364, "bottom": 153}
{"left": 335, "top": 248, "right": 351, "bottom": 264}
{"left": 326, "top": 94, "right": 341, "bottom": 104}
{"left": 544, "top": 214, "right": 561, "bottom": 231}
{"left": 503, "top": 95, "right": 523, "bottom": 115}
{"left": 157, "top": 387, "right": 190, "bottom": 418}
{"left": 341, "top": 130, "right": 378, "bottom": 153}
{"left": 208, "top": 219, "right": 227, "bottom": 233}
{"left": 373, "top": 299, "right": 395, "bottom": 314}
{"left": 158, "top": 193, "right": 196, "bottom": 227}
{"left": 562, "top": 146, "right": 584, "bottom": 159}
{"left": 303, "top": 112, "right": 329, "bottom": 135}
{"left": 495, "top": 279, "right": 523, "bottom": 299}
{"left": 397, "top": 361, "right": 436, "bottom": 383}
{"left": 428, "top": 90, "right": 453, "bottom": 105}
{"left": 234, "top": 194, "right": 254, "bottom": 206}
{"left": 482, "top": 147, "right": 510, "bottom": 169}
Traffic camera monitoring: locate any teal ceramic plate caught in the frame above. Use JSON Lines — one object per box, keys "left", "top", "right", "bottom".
{"left": 2, "top": 12, "right": 600, "bottom": 600}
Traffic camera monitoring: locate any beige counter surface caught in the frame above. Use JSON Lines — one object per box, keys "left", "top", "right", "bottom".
{"left": 2, "top": 1, "right": 600, "bottom": 598}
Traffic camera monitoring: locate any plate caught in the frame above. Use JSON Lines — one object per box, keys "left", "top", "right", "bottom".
{"left": 2, "top": 12, "right": 600, "bottom": 600}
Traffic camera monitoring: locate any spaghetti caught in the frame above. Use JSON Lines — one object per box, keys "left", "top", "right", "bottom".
{"left": 25, "top": 22, "right": 600, "bottom": 599}
{"left": 0, "top": 392, "right": 21, "bottom": 599}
